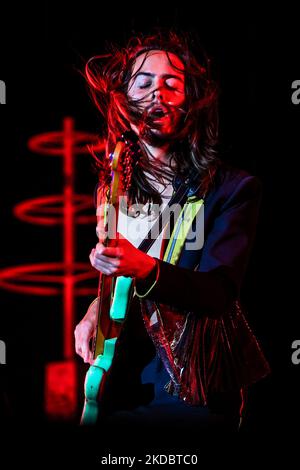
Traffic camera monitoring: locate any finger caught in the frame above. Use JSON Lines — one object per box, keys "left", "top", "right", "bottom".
{"left": 91, "top": 259, "right": 117, "bottom": 276}
{"left": 84, "top": 349, "right": 94, "bottom": 364}
{"left": 90, "top": 250, "right": 119, "bottom": 274}
{"left": 95, "top": 242, "right": 105, "bottom": 253}
{"left": 74, "top": 329, "right": 80, "bottom": 350}
{"left": 81, "top": 343, "right": 90, "bottom": 363}
{"left": 89, "top": 248, "right": 96, "bottom": 263}
{"left": 75, "top": 343, "right": 83, "bottom": 357}
{"left": 88, "top": 351, "right": 94, "bottom": 365}
{"left": 94, "top": 253, "right": 120, "bottom": 267}
{"left": 89, "top": 251, "right": 96, "bottom": 267}
{"left": 98, "top": 265, "right": 117, "bottom": 276}
{"left": 90, "top": 251, "right": 113, "bottom": 268}
{"left": 96, "top": 225, "right": 106, "bottom": 241}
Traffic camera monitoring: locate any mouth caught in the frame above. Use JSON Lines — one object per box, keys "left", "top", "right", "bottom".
{"left": 148, "top": 105, "right": 169, "bottom": 120}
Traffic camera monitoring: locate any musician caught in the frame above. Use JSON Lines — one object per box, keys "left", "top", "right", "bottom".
{"left": 74, "top": 30, "right": 270, "bottom": 439}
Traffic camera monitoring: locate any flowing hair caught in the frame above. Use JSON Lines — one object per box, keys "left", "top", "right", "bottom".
{"left": 85, "top": 30, "right": 220, "bottom": 205}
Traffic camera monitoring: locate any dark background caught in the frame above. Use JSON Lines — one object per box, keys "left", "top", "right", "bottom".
{"left": 0, "top": 1, "right": 299, "bottom": 464}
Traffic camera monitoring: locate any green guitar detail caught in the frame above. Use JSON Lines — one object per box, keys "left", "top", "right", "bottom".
{"left": 80, "top": 136, "right": 139, "bottom": 425}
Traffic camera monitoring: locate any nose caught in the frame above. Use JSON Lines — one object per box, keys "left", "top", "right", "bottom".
{"left": 152, "top": 87, "right": 164, "bottom": 101}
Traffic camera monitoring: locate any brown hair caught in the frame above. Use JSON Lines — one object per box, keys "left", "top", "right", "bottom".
{"left": 85, "top": 29, "right": 220, "bottom": 204}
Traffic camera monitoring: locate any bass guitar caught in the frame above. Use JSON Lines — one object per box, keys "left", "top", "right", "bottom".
{"left": 81, "top": 132, "right": 140, "bottom": 425}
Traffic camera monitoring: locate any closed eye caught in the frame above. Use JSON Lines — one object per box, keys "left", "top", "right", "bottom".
{"left": 165, "top": 77, "right": 182, "bottom": 90}
{"left": 138, "top": 81, "right": 152, "bottom": 89}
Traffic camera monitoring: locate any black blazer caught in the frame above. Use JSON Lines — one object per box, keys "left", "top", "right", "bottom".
{"left": 137, "top": 164, "right": 262, "bottom": 318}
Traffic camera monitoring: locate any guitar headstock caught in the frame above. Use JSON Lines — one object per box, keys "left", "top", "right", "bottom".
{"left": 96, "top": 132, "right": 141, "bottom": 241}
{"left": 119, "top": 131, "right": 142, "bottom": 192}
{"left": 109, "top": 131, "right": 141, "bottom": 205}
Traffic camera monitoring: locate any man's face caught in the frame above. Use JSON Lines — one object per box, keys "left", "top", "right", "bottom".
{"left": 128, "top": 50, "right": 185, "bottom": 138}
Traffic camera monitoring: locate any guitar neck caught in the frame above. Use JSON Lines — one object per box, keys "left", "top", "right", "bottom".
{"left": 93, "top": 198, "right": 120, "bottom": 358}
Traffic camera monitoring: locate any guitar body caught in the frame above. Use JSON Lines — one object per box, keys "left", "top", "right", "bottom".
{"left": 81, "top": 276, "right": 133, "bottom": 424}
{"left": 80, "top": 134, "right": 139, "bottom": 425}
{"left": 81, "top": 337, "right": 117, "bottom": 425}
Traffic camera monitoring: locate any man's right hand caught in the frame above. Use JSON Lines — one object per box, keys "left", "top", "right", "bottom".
{"left": 74, "top": 298, "right": 98, "bottom": 364}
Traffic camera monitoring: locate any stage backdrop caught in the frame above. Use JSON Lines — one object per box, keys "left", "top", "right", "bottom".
{"left": 0, "top": 1, "right": 299, "bottom": 462}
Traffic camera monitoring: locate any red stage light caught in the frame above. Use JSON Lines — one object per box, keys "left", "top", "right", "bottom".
{"left": 45, "top": 360, "right": 77, "bottom": 420}
{"left": 0, "top": 117, "right": 104, "bottom": 419}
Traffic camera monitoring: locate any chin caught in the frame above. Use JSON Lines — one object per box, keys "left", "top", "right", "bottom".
{"left": 144, "top": 129, "right": 176, "bottom": 147}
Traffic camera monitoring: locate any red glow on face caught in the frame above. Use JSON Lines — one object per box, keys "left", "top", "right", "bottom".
{"left": 128, "top": 51, "right": 185, "bottom": 107}
{"left": 128, "top": 51, "right": 185, "bottom": 136}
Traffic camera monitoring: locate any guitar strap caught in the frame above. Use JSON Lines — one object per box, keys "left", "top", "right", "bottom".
{"left": 137, "top": 179, "right": 191, "bottom": 253}
{"left": 110, "top": 179, "right": 203, "bottom": 321}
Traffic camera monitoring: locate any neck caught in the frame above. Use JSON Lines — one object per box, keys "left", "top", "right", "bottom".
{"left": 142, "top": 141, "right": 171, "bottom": 165}
{"left": 129, "top": 124, "right": 173, "bottom": 166}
